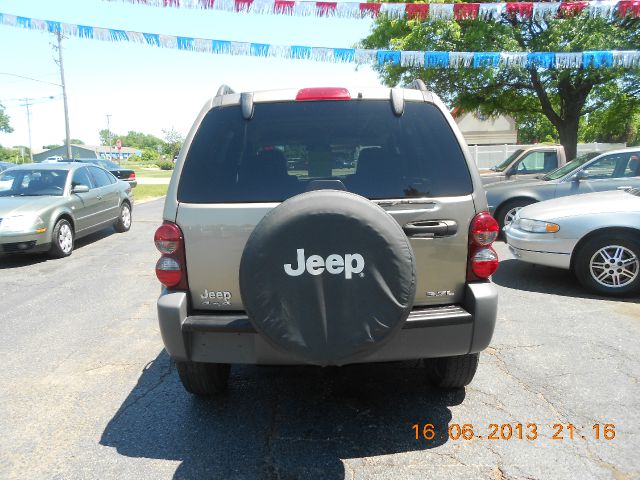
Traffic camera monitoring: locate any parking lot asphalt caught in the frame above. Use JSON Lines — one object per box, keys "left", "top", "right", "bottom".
{"left": 0, "top": 197, "right": 638, "bottom": 480}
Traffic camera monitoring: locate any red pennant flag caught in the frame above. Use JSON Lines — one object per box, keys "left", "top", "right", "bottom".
{"left": 618, "top": 0, "right": 640, "bottom": 17}
{"left": 274, "top": 0, "right": 295, "bottom": 14}
{"left": 505, "top": 2, "right": 534, "bottom": 18}
{"left": 316, "top": 2, "right": 337, "bottom": 16}
{"left": 405, "top": 4, "right": 430, "bottom": 20}
{"left": 454, "top": 3, "right": 480, "bottom": 20}
{"left": 359, "top": 3, "right": 382, "bottom": 17}
{"left": 235, "top": 0, "right": 253, "bottom": 11}
{"left": 559, "top": 2, "right": 588, "bottom": 17}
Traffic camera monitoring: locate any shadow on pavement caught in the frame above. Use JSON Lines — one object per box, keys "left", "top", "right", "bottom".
{"left": 0, "top": 228, "right": 116, "bottom": 269}
{"left": 101, "top": 350, "right": 464, "bottom": 479}
{"left": 493, "top": 258, "right": 640, "bottom": 303}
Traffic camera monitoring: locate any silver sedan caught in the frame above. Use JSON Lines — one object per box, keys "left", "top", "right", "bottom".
{"left": 505, "top": 188, "right": 640, "bottom": 297}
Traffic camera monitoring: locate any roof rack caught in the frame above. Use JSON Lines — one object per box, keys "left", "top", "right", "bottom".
{"left": 216, "top": 85, "right": 235, "bottom": 97}
{"left": 407, "top": 79, "right": 427, "bottom": 91}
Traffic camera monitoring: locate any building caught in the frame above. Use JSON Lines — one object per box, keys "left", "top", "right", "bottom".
{"left": 452, "top": 108, "right": 518, "bottom": 145}
{"left": 33, "top": 145, "right": 141, "bottom": 162}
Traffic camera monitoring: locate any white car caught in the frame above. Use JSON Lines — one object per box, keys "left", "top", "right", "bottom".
{"left": 505, "top": 188, "right": 640, "bottom": 296}
{"left": 42, "top": 155, "right": 64, "bottom": 163}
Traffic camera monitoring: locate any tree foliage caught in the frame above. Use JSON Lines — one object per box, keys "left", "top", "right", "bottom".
{"left": 162, "top": 128, "right": 185, "bottom": 160}
{"left": 0, "top": 103, "right": 13, "bottom": 133}
{"left": 99, "top": 129, "right": 164, "bottom": 150}
{"left": 361, "top": 6, "right": 640, "bottom": 160}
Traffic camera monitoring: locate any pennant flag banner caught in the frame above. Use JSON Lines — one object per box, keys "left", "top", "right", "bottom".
{"left": 102, "top": 0, "right": 640, "bottom": 22}
{"left": 2, "top": 12, "right": 640, "bottom": 69}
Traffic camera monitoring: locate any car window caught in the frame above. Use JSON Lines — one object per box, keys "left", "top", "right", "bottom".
{"left": 72, "top": 167, "right": 94, "bottom": 189}
{"left": 542, "top": 151, "right": 601, "bottom": 180}
{"left": 580, "top": 153, "right": 632, "bottom": 180}
{"left": 0, "top": 169, "right": 68, "bottom": 196}
{"left": 623, "top": 154, "right": 640, "bottom": 177}
{"left": 178, "top": 101, "right": 473, "bottom": 203}
{"left": 516, "top": 151, "right": 551, "bottom": 173}
{"left": 493, "top": 149, "right": 523, "bottom": 172}
{"left": 89, "top": 166, "right": 113, "bottom": 187}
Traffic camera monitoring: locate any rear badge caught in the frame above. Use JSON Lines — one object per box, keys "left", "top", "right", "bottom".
{"left": 200, "top": 289, "right": 232, "bottom": 306}
{"left": 427, "top": 290, "right": 455, "bottom": 297}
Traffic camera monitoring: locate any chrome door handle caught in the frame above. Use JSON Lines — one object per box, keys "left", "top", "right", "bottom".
{"left": 96, "top": 195, "right": 103, "bottom": 200}
{"left": 617, "top": 186, "right": 632, "bottom": 191}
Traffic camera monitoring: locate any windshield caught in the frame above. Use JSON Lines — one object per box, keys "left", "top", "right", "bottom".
{"left": 541, "top": 152, "right": 601, "bottom": 181}
{"left": 0, "top": 169, "right": 68, "bottom": 196}
{"left": 493, "top": 149, "right": 524, "bottom": 172}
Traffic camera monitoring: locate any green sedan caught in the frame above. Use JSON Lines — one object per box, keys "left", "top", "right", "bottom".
{"left": 0, "top": 163, "right": 133, "bottom": 258}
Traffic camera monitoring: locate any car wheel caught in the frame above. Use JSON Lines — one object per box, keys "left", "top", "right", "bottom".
{"left": 48, "top": 219, "right": 74, "bottom": 258}
{"left": 574, "top": 234, "right": 640, "bottom": 296}
{"left": 176, "top": 361, "right": 230, "bottom": 397}
{"left": 497, "top": 199, "right": 535, "bottom": 231}
{"left": 424, "top": 353, "right": 479, "bottom": 389}
{"left": 114, "top": 202, "right": 132, "bottom": 233}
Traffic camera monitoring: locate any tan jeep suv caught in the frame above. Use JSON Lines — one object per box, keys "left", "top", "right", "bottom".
{"left": 155, "top": 82, "right": 499, "bottom": 397}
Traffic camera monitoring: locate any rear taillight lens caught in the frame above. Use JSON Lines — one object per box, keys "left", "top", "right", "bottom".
{"left": 154, "top": 223, "right": 181, "bottom": 254}
{"left": 154, "top": 222, "right": 188, "bottom": 289}
{"left": 128, "top": 172, "right": 136, "bottom": 179}
{"left": 470, "top": 247, "right": 499, "bottom": 278}
{"left": 468, "top": 212, "right": 499, "bottom": 280}
{"left": 470, "top": 211, "right": 499, "bottom": 246}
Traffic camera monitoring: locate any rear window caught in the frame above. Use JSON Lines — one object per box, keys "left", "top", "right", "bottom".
{"left": 178, "top": 100, "right": 472, "bottom": 203}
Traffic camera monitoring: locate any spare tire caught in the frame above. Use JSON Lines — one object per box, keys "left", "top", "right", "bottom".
{"left": 239, "top": 190, "right": 416, "bottom": 366}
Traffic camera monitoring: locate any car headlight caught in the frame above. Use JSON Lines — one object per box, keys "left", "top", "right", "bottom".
{"left": 0, "top": 215, "right": 45, "bottom": 234}
{"left": 515, "top": 218, "right": 560, "bottom": 234}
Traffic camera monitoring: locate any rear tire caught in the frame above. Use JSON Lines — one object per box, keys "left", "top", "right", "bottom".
{"left": 425, "top": 353, "right": 479, "bottom": 388}
{"left": 176, "top": 361, "right": 230, "bottom": 397}
{"left": 114, "top": 202, "right": 132, "bottom": 233}
{"left": 48, "top": 219, "right": 74, "bottom": 258}
{"left": 574, "top": 233, "right": 640, "bottom": 297}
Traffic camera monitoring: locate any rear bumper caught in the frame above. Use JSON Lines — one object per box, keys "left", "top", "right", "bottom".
{"left": 157, "top": 282, "right": 498, "bottom": 365}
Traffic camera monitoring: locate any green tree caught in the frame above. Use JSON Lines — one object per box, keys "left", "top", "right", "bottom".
{"left": 361, "top": 6, "right": 640, "bottom": 160}
{"left": 120, "top": 131, "right": 164, "bottom": 150}
{"left": 69, "top": 138, "right": 85, "bottom": 145}
{"left": 99, "top": 128, "right": 113, "bottom": 146}
{"left": 0, "top": 103, "right": 13, "bottom": 133}
{"left": 141, "top": 148, "right": 161, "bottom": 163}
{"left": 162, "top": 128, "right": 184, "bottom": 160}
{"left": 43, "top": 144, "right": 61, "bottom": 150}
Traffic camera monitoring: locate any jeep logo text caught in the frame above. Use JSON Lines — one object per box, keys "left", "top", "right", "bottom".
{"left": 283, "top": 249, "right": 365, "bottom": 279}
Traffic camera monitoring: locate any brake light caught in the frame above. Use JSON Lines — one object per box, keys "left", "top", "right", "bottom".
{"left": 128, "top": 172, "right": 136, "bottom": 179}
{"left": 154, "top": 221, "right": 188, "bottom": 289}
{"left": 468, "top": 212, "right": 499, "bottom": 280}
{"left": 295, "top": 87, "right": 351, "bottom": 101}
{"left": 470, "top": 211, "right": 499, "bottom": 246}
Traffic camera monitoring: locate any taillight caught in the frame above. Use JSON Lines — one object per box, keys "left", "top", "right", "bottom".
{"left": 128, "top": 172, "right": 136, "bottom": 179}
{"left": 295, "top": 87, "right": 351, "bottom": 101}
{"left": 470, "top": 211, "right": 499, "bottom": 246}
{"left": 154, "top": 221, "right": 188, "bottom": 289}
{"left": 468, "top": 212, "right": 499, "bottom": 280}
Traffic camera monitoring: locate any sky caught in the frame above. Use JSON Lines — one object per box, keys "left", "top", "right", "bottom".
{"left": 0, "top": 0, "right": 384, "bottom": 152}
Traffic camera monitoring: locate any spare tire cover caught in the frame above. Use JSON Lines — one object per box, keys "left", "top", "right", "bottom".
{"left": 239, "top": 190, "right": 416, "bottom": 366}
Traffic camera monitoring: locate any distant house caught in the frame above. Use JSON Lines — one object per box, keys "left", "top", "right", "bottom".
{"left": 451, "top": 108, "right": 518, "bottom": 145}
{"left": 33, "top": 145, "right": 141, "bottom": 162}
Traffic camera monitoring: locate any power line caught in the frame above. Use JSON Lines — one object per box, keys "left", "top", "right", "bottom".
{"left": 0, "top": 72, "right": 62, "bottom": 87}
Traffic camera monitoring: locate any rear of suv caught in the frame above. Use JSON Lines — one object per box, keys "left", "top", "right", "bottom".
{"left": 156, "top": 82, "right": 499, "bottom": 397}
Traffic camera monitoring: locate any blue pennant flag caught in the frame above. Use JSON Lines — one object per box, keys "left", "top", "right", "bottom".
{"left": 473, "top": 52, "right": 500, "bottom": 68}
{"left": 250, "top": 43, "right": 270, "bottom": 57}
{"left": 46, "top": 21, "right": 61, "bottom": 33}
{"left": 78, "top": 25, "right": 94, "bottom": 39}
{"left": 377, "top": 50, "right": 401, "bottom": 65}
{"left": 583, "top": 51, "right": 613, "bottom": 68}
{"left": 528, "top": 52, "right": 555, "bottom": 68}
{"left": 143, "top": 33, "right": 160, "bottom": 46}
{"left": 17, "top": 16, "right": 31, "bottom": 29}
{"left": 177, "top": 36, "right": 194, "bottom": 50}
{"left": 333, "top": 48, "right": 355, "bottom": 62}
{"left": 424, "top": 51, "right": 449, "bottom": 67}
{"left": 291, "top": 46, "right": 312, "bottom": 59}
{"left": 212, "top": 40, "right": 231, "bottom": 53}
{"left": 109, "top": 29, "right": 128, "bottom": 42}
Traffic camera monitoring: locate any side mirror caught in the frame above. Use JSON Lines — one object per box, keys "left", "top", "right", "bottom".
{"left": 573, "top": 171, "right": 588, "bottom": 182}
{"left": 72, "top": 184, "right": 90, "bottom": 193}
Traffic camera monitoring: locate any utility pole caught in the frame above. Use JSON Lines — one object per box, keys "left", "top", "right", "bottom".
{"left": 106, "top": 114, "right": 112, "bottom": 160}
{"left": 21, "top": 98, "right": 34, "bottom": 163}
{"left": 56, "top": 31, "right": 72, "bottom": 160}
